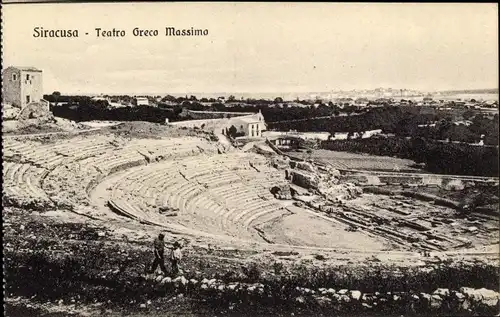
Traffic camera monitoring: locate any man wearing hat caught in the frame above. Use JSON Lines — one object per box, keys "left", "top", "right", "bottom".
{"left": 147, "top": 233, "right": 168, "bottom": 275}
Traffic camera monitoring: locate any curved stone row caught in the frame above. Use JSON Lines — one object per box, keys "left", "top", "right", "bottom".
{"left": 144, "top": 274, "right": 499, "bottom": 314}
{"left": 2, "top": 162, "right": 54, "bottom": 210}
{"left": 2, "top": 135, "right": 220, "bottom": 212}
{"left": 108, "top": 153, "right": 290, "bottom": 237}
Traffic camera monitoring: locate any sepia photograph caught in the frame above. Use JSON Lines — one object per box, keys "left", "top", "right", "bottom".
{"left": 2, "top": 2, "right": 499, "bottom": 316}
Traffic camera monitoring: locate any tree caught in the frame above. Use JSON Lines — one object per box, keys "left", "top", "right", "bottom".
{"left": 274, "top": 97, "right": 284, "bottom": 104}
{"left": 52, "top": 91, "right": 61, "bottom": 106}
{"left": 163, "top": 95, "right": 177, "bottom": 102}
{"left": 212, "top": 102, "right": 225, "bottom": 112}
{"left": 227, "top": 95, "right": 236, "bottom": 102}
{"left": 228, "top": 125, "right": 238, "bottom": 138}
{"left": 411, "top": 137, "right": 428, "bottom": 163}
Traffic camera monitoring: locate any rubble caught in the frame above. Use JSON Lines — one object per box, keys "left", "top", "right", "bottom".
{"left": 317, "top": 182, "right": 362, "bottom": 202}
{"left": 290, "top": 170, "right": 319, "bottom": 189}
{"left": 271, "top": 156, "right": 290, "bottom": 169}
{"left": 270, "top": 185, "right": 293, "bottom": 200}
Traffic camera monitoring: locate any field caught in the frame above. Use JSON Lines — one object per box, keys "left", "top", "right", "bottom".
{"left": 288, "top": 149, "right": 420, "bottom": 172}
{"left": 3, "top": 122, "right": 499, "bottom": 316}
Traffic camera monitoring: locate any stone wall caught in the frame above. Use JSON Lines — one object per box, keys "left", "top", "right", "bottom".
{"left": 170, "top": 118, "right": 231, "bottom": 133}
{"left": 145, "top": 274, "right": 500, "bottom": 315}
{"left": 180, "top": 109, "right": 254, "bottom": 120}
{"left": 340, "top": 172, "right": 497, "bottom": 189}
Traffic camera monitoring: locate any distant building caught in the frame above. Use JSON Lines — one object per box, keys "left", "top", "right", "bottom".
{"left": 170, "top": 110, "right": 267, "bottom": 139}
{"left": 268, "top": 136, "right": 301, "bottom": 150}
{"left": 263, "top": 131, "right": 330, "bottom": 141}
{"left": 91, "top": 96, "right": 108, "bottom": 102}
{"left": 229, "top": 111, "right": 266, "bottom": 138}
{"left": 2, "top": 66, "right": 44, "bottom": 108}
{"left": 136, "top": 97, "right": 149, "bottom": 106}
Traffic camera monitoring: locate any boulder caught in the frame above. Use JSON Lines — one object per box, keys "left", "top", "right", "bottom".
{"left": 469, "top": 288, "right": 500, "bottom": 307}
{"left": 433, "top": 288, "right": 450, "bottom": 297}
{"left": 443, "top": 179, "right": 465, "bottom": 191}
{"left": 271, "top": 157, "right": 290, "bottom": 169}
{"left": 454, "top": 292, "right": 466, "bottom": 301}
{"left": 327, "top": 288, "right": 336, "bottom": 295}
{"left": 295, "top": 296, "right": 306, "bottom": 304}
{"left": 340, "top": 294, "right": 351, "bottom": 303}
{"left": 315, "top": 296, "right": 332, "bottom": 307}
{"left": 318, "top": 182, "right": 362, "bottom": 201}
{"left": 173, "top": 276, "right": 188, "bottom": 286}
{"left": 270, "top": 185, "right": 293, "bottom": 200}
{"left": 207, "top": 278, "right": 217, "bottom": 285}
{"left": 350, "top": 290, "right": 362, "bottom": 301}
{"left": 460, "top": 287, "right": 483, "bottom": 302}
{"left": 461, "top": 298, "right": 472, "bottom": 310}
{"left": 296, "top": 161, "right": 316, "bottom": 173}
{"left": 155, "top": 275, "right": 164, "bottom": 283}
{"left": 338, "top": 289, "right": 349, "bottom": 295}
{"left": 227, "top": 283, "right": 238, "bottom": 291}
{"left": 2, "top": 103, "right": 21, "bottom": 120}
{"left": 291, "top": 170, "right": 319, "bottom": 189}
{"left": 189, "top": 279, "right": 198, "bottom": 285}
{"left": 332, "top": 294, "right": 341, "bottom": 302}
{"left": 161, "top": 277, "right": 172, "bottom": 285}
{"left": 430, "top": 294, "right": 442, "bottom": 309}
{"left": 17, "top": 102, "right": 52, "bottom": 121}
{"left": 420, "top": 293, "right": 431, "bottom": 308}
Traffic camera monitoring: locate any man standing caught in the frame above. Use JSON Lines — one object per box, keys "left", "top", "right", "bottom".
{"left": 147, "top": 233, "right": 168, "bottom": 275}
{"left": 170, "top": 240, "right": 183, "bottom": 276}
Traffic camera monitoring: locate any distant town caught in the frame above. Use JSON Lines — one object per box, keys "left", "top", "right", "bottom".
{"left": 48, "top": 87, "right": 498, "bottom": 110}
{"left": 3, "top": 66, "right": 499, "bottom": 179}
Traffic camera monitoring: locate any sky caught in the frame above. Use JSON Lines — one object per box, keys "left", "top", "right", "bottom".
{"left": 2, "top": 3, "right": 498, "bottom": 95}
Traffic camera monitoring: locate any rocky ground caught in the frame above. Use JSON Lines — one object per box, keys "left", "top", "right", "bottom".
{"left": 4, "top": 206, "right": 499, "bottom": 316}
{"left": 3, "top": 120, "right": 499, "bottom": 316}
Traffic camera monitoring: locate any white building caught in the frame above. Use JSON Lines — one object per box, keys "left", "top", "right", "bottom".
{"left": 136, "top": 97, "right": 149, "bottom": 106}
{"left": 229, "top": 111, "right": 266, "bottom": 138}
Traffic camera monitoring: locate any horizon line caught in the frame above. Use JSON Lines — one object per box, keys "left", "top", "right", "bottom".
{"left": 43, "top": 88, "right": 499, "bottom": 97}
